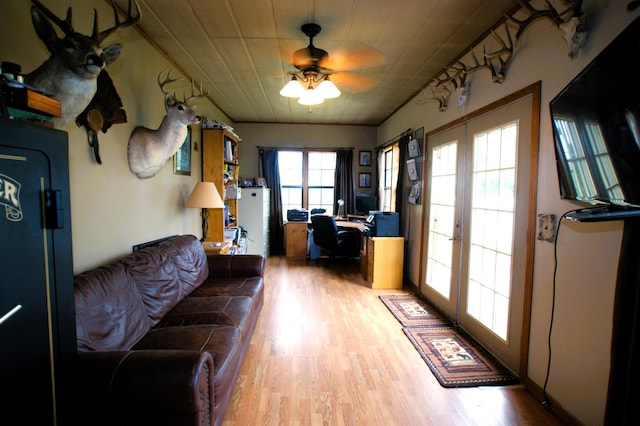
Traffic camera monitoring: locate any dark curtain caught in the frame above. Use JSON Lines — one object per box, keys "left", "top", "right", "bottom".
{"left": 395, "top": 131, "right": 410, "bottom": 223}
{"left": 259, "top": 148, "right": 284, "bottom": 255}
{"left": 334, "top": 149, "right": 355, "bottom": 215}
{"left": 605, "top": 218, "right": 640, "bottom": 425}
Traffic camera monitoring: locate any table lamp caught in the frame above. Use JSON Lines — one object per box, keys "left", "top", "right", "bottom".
{"left": 185, "top": 182, "right": 225, "bottom": 241}
{"left": 337, "top": 199, "right": 345, "bottom": 218}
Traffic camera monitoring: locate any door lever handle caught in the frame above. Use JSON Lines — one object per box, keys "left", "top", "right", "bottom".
{"left": 0, "top": 305, "right": 22, "bottom": 325}
{"left": 449, "top": 236, "right": 461, "bottom": 241}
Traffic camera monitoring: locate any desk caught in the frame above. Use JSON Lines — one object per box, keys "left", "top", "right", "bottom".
{"left": 285, "top": 221, "right": 308, "bottom": 259}
{"left": 286, "top": 219, "right": 368, "bottom": 259}
{"left": 361, "top": 236, "right": 404, "bottom": 289}
{"left": 202, "top": 241, "right": 231, "bottom": 255}
{"left": 335, "top": 219, "right": 369, "bottom": 232}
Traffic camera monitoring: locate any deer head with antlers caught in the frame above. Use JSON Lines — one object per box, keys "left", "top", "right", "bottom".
{"left": 127, "top": 70, "right": 207, "bottom": 179}
{"left": 25, "top": 0, "right": 140, "bottom": 129}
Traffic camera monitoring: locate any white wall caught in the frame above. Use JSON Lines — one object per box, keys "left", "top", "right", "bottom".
{"left": 377, "top": 2, "right": 635, "bottom": 424}
{"left": 0, "top": 0, "right": 230, "bottom": 273}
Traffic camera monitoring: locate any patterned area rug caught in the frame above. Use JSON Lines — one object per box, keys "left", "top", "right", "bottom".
{"left": 379, "top": 294, "right": 448, "bottom": 327}
{"left": 403, "top": 325, "right": 518, "bottom": 388}
{"left": 380, "top": 294, "right": 518, "bottom": 388}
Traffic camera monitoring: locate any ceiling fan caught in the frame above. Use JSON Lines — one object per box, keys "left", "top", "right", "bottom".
{"left": 280, "top": 23, "right": 386, "bottom": 106}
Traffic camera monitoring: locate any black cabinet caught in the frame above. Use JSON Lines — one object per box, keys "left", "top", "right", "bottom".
{"left": 0, "top": 120, "right": 75, "bottom": 424}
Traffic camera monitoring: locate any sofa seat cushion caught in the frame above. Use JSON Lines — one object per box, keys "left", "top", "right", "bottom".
{"left": 132, "top": 324, "right": 242, "bottom": 419}
{"left": 155, "top": 296, "right": 254, "bottom": 331}
{"left": 133, "top": 325, "right": 239, "bottom": 374}
{"left": 75, "top": 263, "right": 151, "bottom": 351}
{"left": 190, "top": 277, "right": 263, "bottom": 301}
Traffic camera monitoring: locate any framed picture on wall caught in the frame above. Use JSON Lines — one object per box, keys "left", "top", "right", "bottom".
{"left": 359, "top": 150, "right": 372, "bottom": 166}
{"left": 173, "top": 128, "right": 191, "bottom": 175}
{"left": 359, "top": 172, "right": 371, "bottom": 188}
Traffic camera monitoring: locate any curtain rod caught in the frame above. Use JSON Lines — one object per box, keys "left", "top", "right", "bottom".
{"left": 377, "top": 128, "right": 412, "bottom": 152}
{"left": 256, "top": 146, "right": 354, "bottom": 150}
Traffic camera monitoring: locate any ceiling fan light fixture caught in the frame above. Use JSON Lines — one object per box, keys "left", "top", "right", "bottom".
{"left": 316, "top": 77, "right": 340, "bottom": 99}
{"left": 280, "top": 76, "right": 306, "bottom": 98}
{"left": 298, "top": 88, "right": 324, "bottom": 105}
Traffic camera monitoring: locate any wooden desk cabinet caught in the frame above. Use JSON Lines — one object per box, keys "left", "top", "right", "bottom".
{"left": 361, "top": 236, "right": 404, "bottom": 289}
{"left": 285, "top": 221, "right": 308, "bottom": 259}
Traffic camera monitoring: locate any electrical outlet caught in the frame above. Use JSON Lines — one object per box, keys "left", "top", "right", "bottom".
{"left": 537, "top": 214, "right": 556, "bottom": 242}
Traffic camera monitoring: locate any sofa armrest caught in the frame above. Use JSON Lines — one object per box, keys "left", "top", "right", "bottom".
{"left": 206, "top": 254, "right": 265, "bottom": 278}
{"left": 73, "top": 350, "right": 214, "bottom": 425}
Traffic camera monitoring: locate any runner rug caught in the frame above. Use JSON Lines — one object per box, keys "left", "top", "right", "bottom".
{"left": 380, "top": 294, "right": 518, "bottom": 388}
{"left": 379, "top": 294, "right": 449, "bottom": 327}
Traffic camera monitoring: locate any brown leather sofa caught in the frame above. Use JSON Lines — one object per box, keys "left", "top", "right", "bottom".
{"left": 71, "top": 234, "right": 264, "bottom": 426}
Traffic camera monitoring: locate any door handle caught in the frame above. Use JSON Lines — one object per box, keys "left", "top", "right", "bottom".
{"left": 449, "top": 236, "right": 461, "bottom": 241}
{"left": 0, "top": 305, "right": 22, "bottom": 325}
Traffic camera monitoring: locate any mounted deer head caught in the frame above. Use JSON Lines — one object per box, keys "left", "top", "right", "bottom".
{"left": 25, "top": 0, "right": 140, "bottom": 129}
{"left": 127, "top": 70, "right": 207, "bottom": 179}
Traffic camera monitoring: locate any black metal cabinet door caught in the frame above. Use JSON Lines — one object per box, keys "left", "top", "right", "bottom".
{"left": 0, "top": 121, "right": 74, "bottom": 425}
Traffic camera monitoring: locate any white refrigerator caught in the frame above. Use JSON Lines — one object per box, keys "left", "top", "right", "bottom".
{"left": 237, "top": 187, "right": 270, "bottom": 256}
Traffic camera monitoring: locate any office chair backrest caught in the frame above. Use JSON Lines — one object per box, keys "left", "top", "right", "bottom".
{"left": 310, "top": 215, "right": 339, "bottom": 248}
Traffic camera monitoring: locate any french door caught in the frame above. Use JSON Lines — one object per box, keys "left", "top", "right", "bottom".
{"left": 421, "top": 92, "right": 537, "bottom": 374}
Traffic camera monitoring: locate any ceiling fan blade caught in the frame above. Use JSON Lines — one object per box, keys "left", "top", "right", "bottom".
{"left": 330, "top": 72, "right": 381, "bottom": 93}
{"left": 322, "top": 43, "right": 387, "bottom": 71}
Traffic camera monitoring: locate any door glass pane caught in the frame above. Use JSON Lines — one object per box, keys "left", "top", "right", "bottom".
{"left": 466, "top": 123, "right": 517, "bottom": 340}
{"left": 425, "top": 141, "right": 457, "bottom": 299}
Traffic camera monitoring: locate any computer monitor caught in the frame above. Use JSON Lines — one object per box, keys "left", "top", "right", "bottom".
{"left": 355, "top": 195, "right": 377, "bottom": 215}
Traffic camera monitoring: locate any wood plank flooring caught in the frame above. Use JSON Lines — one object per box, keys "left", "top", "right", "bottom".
{"left": 222, "top": 256, "right": 564, "bottom": 425}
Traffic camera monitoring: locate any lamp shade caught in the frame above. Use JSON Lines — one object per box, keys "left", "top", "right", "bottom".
{"left": 279, "top": 76, "right": 306, "bottom": 98}
{"left": 316, "top": 78, "right": 341, "bottom": 99}
{"left": 298, "top": 88, "right": 324, "bottom": 105}
{"left": 185, "top": 182, "right": 225, "bottom": 209}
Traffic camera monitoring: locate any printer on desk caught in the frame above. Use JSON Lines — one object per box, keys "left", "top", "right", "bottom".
{"left": 287, "top": 208, "right": 309, "bottom": 222}
{"left": 366, "top": 211, "right": 400, "bottom": 236}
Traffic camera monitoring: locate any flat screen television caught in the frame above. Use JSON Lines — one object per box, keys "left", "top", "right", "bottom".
{"left": 550, "top": 17, "right": 640, "bottom": 221}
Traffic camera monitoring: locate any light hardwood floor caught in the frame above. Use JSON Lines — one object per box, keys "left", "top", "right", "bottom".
{"left": 222, "top": 256, "right": 564, "bottom": 425}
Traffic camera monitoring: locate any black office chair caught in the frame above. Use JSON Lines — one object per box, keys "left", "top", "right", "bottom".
{"left": 310, "top": 215, "right": 360, "bottom": 266}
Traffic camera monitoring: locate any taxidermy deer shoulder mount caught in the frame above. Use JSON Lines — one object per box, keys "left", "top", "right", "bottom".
{"left": 25, "top": 0, "right": 140, "bottom": 129}
{"left": 127, "top": 70, "right": 207, "bottom": 179}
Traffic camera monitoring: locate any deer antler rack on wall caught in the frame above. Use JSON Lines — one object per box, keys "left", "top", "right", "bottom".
{"left": 416, "top": 0, "right": 586, "bottom": 112}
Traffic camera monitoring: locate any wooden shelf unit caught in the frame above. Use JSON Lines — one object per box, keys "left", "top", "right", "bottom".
{"left": 202, "top": 128, "right": 240, "bottom": 242}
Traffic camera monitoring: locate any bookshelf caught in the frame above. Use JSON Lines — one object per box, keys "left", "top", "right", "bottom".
{"left": 202, "top": 128, "right": 240, "bottom": 242}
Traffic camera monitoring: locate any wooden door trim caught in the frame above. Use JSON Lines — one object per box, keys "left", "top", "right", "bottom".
{"left": 419, "top": 81, "right": 542, "bottom": 380}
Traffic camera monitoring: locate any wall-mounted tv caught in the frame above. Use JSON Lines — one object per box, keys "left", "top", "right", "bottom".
{"left": 550, "top": 17, "right": 640, "bottom": 221}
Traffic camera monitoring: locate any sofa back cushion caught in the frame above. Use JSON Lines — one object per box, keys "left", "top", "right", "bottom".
{"left": 158, "top": 235, "right": 208, "bottom": 296}
{"left": 121, "top": 246, "right": 183, "bottom": 325}
{"left": 75, "top": 262, "right": 151, "bottom": 351}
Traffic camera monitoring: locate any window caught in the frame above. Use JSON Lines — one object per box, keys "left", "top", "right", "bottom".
{"left": 278, "top": 150, "right": 337, "bottom": 220}
{"left": 381, "top": 144, "right": 400, "bottom": 211}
